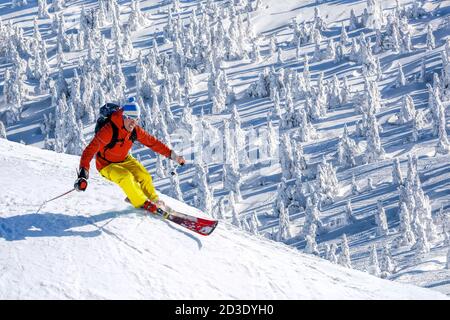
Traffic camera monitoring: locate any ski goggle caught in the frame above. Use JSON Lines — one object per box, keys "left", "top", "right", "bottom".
{"left": 123, "top": 114, "right": 140, "bottom": 122}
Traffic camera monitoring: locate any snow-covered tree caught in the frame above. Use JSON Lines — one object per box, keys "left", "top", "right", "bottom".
{"left": 340, "top": 23, "right": 349, "bottom": 45}
{"left": 419, "top": 57, "right": 427, "bottom": 83}
{"left": 367, "top": 177, "right": 375, "bottom": 191}
{"left": 312, "top": 7, "right": 327, "bottom": 32}
{"left": 154, "top": 155, "right": 165, "bottom": 179}
{"left": 341, "top": 76, "right": 352, "bottom": 104}
{"left": 160, "top": 85, "right": 177, "bottom": 132}
{"left": 269, "top": 36, "right": 276, "bottom": 56}
{"left": 399, "top": 194, "right": 417, "bottom": 248}
{"left": 365, "top": 0, "right": 384, "bottom": 30}
{"left": 316, "top": 158, "right": 339, "bottom": 205}
{"left": 312, "top": 43, "right": 322, "bottom": 62}
{"left": 392, "top": 157, "right": 404, "bottom": 186}
{"left": 433, "top": 73, "right": 443, "bottom": 98}
{"left": 447, "top": 247, "right": 450, "bottom": 269}
{"left": 279, "top": 133, "right": 295, "bottom": 180}
{"left": 394, "top": 58, "right": 406, "bottom": 88}
{"left": 410, "top": 110, "right": 424, "bottom": 143}
{"left": 334, "top": 42, "right": 346, "bottom": 63}
{"left": 54, "top": 94, "right": 68, "bottom": 153}
{"left": 0, "top": 121, "right": 7, "bottom": 139}
{"left": 251, "top": 38, "right": 261, "bottom": 63}
{"left": 375, "top": 200, "right": 389, "bottom": 236}
{"left": 412, "top": 219, "right": 430, "bottom": 254}
{"left": 438, "top": 205, "right": 450, "bottom": 246}
{"left": 400, "top": 154, "right": 437, "bottom": 245}
{"left": 51, "top": 0, "right": 65, "bottom": 12}
{"left": 328, "top": 243, "right": 338, "bottom": 264}
{"left": 281, "top": 87, "right": 298, "bottom": 129}
{"left": 328, "top": 75, "right": 342, "bottom": 109}
{"left": 416, "top": 195, "right": 437, "bottom": 244}
{"left": 427, "top": 84, "right": 440, "bottom": 137}
{"left": 302, "top": 197, "right": 324, "bottom": 237}
{"left": 435, "top": 96, "right": 450, "bottom": 155}
{"left": 223, "top": 160, "right": 242, "bottom": 202}
{"left": 38, "top": 0, "right": 50, "bottom": 18}
{"left": 345, "top": 199, "right": 357, "bottom": 224}
{"left": 351, "top": 173, "right": 360, "bottom": 195}
{"left": 304, "top": 224, "right": 320, "bottom": 256}
{"left": 297, "top": 108, "right": 318, "bottom": 142}
{"left": 122, "top": 25, "right": 134, "bottom": 60}
{"left": 248, "top": 211, "right": 260, "bottom": 235}
{"left": 367, "top": 244, "right": 381, "bottom": 277}
{"left": 380, "top": 242, "right": 396, "bottom": 278}
{"left": 349, "top": 38, "right": 359, "bottom": 62}
{"left": 323, "top": 243, "right": 331, "bottom": 260}
{"left": 12, "top": 0, "right": 28, "bottom": 7}
{"left": 128, "top": 0, "right": 146, "bottom": 31}
{"left": 365, "top": 112, "right": 385, "bottom": 163}
{"left": 372, "top": 57, "right": 383, "bottom": 82}
{"left": 361, "top": 8, "right": 370, "bottom": 28}
{"left": 426, "top": 24, "right": 435, "bottom": 51}
{"left": 398, "top": 94, "right": 415, "bottom": 124}
{"left": 394, "top": 63, "right": 406, "bottom": 88}
{"left": 273, "top": 178, "right": 291, "bottom": 217}
{"left": 214, "top": 197, "right": 227, "bottom": 221}
{"left": 2, "top": 67, "right": 25, "bottom": 124}
{"left": 229, "top": 192, "right": 242, "bottom": 228}
{"left": 35, "top": 40, "right": 50, "bottom": 94}
{"left": 180, "top": 104, "right": 194, "bottom": 134}
{"left": 155, "top": 109, "right": 172, "bottom": 147}
{"left": 338, "top": 234, "right": 352, "bottom": 268}
{"left": 337, "top": 125, "right": 359, "bottom": 167}
{"left": 359, "top": 33, "right": 377, "bottom": 75}
{"left": 229, "top": 104, "right": 248, "bottom": 166}
{"left": 324, "top": 39, "right": 336, "bottom": 60}
{"left": 169, "top": 171, "right": 184, "bottom": 201}
{"left": 276, "top": 46, "right": 284, "bottom": 64}
{"left": 292, "top": 140, "right": 307, "bottom": 172}
{"left": 402, "top": 29, "right": 413, "bottom": 53}
{"left": 277, "top": 202, "right": 292, "bottom": 241}
{"left": 373, "top": 29, "right": 384, "bottom": 54}
{"left": 246, "top": 68, "right": 271, "bottom": 98}
{"left": 266, "top": 119, "right": 278, "bottom": 159}
{"left": 64, "top": 101, "right": 85, "bottom": 155}
{"left": 349, "top": 9, "right": 359, "bottom": 31}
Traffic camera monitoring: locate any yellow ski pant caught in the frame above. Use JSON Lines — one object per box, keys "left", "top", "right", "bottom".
{"left": 99, "top": 155, "right": 158, "bottom": 208}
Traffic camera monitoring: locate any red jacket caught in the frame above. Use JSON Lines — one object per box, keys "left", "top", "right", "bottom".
{"left": 80, "top": 109, "right": 172, "bottom": 172}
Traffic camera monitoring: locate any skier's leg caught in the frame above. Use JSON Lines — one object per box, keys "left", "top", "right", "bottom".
{"left": 120, "top": 155, "right": 159, "bottom": 202}
{"left": 99, "top": 163, "right": 148, "bottom": 208}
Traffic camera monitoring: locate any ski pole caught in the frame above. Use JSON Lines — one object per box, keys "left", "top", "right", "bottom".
{"left": 170, "top": 161, "right": 185, "bottom": 176}
{"left": 35, "top": 188, "right": 76, "bottom": 214}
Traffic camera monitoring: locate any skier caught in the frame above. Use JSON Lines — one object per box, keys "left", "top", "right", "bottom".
{"left": 74, "top": 98, "right": 185, "bottom": 214}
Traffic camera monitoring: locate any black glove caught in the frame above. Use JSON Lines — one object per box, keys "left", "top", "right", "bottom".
{"left": 75, "top": 168, "right": 89, "bottom": 191}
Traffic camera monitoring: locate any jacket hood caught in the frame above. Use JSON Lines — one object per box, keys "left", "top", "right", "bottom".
{"left": 111, "top": 109, "right": 125, "bottom": 128}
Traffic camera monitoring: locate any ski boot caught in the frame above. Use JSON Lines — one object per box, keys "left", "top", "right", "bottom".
{"left": 142, "top": 199, "right": 168, "bottom": 214}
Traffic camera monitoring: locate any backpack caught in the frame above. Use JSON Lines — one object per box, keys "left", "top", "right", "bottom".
{"left": 95, "top": 103, "right": 137, "bottom": 156}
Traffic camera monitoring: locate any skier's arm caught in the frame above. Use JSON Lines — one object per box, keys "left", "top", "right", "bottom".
{"left": 135, "top": 126, "right": 172, "bottom": 159}
{"left": 79, "top": 124, "right": 113, "bottom": 171}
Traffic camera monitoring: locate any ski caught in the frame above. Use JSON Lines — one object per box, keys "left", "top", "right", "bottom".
{"left": 152, "top": 206, "right": 218, "bottom": 236}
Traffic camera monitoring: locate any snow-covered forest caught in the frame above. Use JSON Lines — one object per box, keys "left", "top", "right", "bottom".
{"left": 1, "top": 0, "right": 450, "bottom": 296}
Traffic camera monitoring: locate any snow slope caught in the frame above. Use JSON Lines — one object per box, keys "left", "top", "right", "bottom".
{"left": 0, "top": 139, "right": 447, "bottom": 299}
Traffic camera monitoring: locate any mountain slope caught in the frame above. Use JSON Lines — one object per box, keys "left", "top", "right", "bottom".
{"left": 0, "top": 139, "right": 447, "bottom": 299}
